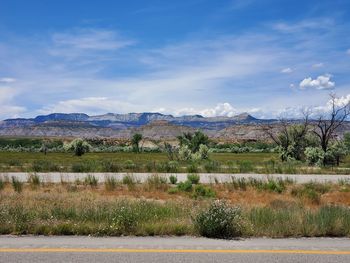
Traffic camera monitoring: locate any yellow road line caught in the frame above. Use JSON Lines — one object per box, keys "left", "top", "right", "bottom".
{"left": 0, "top": 248, "right": 349, "bottom": 255}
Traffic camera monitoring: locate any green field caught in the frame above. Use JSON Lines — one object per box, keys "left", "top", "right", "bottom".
{"left": 0, "top": 152, "right": 349, "bottom": 174}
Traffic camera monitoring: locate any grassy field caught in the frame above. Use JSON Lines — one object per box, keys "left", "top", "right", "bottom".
{"left": 0, "top": 152, "right": 349, "bottom": 174}
{"left": 0, "top": 174, "right": 349, "bottom": 237}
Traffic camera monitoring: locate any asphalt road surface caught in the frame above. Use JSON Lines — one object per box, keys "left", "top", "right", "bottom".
{"left": 0, "top": 236, "right": 349, "bottom": 263}
{"left": 1, "top": 172, "right": 350, "bottom": 184}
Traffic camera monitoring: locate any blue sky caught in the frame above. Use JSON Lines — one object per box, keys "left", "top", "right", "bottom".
{"left": 0, "top": 0, "right": 350, "bottom": 119}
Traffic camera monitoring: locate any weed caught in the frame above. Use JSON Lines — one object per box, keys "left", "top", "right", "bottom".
{"left": 187, "top": 163, "right": 199, "bottom": 173}
{"left": 238, "top": 161, "right": 254, "bottom": 173}
{"left": 146, "top": 175, "right": 168, "bottom": 191}
{"left": 11, "top": 176, "right": 23, "bottom": 193}
{"left": 28, "top": 174, "right": 41, "bottom": 189}
{"left": 105, "top": 176, "right": 117, "bottom": 191}
{"left": 84, "top": 175, "right": 98, "bottom": 188}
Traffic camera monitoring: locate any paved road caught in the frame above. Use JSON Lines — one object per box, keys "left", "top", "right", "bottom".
{"left": 0, "top": 236, "right": 349, "bottom": 263}
{"left": 1, "top": 172, "right": 350, "bottom": 184}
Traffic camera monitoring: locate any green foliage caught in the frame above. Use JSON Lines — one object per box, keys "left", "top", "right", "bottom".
{"left": 177, "top": 180, "right": 193, "bottom": 192}
{"left": 122, "top": 174, "right": 137, "bottom": 190}
{"left": 187, "top": 174, "right": 200, "bottom": 184}
{"left": 194, "top": 200, "right": 242, "bottom": 239}
{"left": 169, "top": 175, "right": 178, "bottom": 185}
{"left": 11, "top": 177, "right": 23, "bottom": 193}
{"left": 344, "top": 132, "right": 350, "bottom": 152}
{"left": 102, "top": 160, "right": 121, "bottom": 172}
{"left": 64, "top": 138, "right": 91, "bottom": 156}
{"left": 304, "top": 147, "right": 324, "bottom": 166}
{"left": 192, "top": 185, "right": 216, "bottom": 199}
{"left": 186, "top": 162, "right": 199, "bottom": 173}
{"left": 177, "top": 131, "right": 209, "bottom": 153}
{"left": 131, "top": 133, "right": 143, "bottom": 153}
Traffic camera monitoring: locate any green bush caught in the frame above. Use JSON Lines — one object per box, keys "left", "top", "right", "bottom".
{"left": 187, "top": 174, "right": 200, "bottom": 184}
{"left": 187, "top": 163, "right": 199, "bottom": 173}
{"left": 169, "top": 175, "right": 178, "bottom": 185}
{"left": 194, "top": 200, "right": 242, "bottom": 239}
{"left": 167, "top": 187, "right": 179, "bottom": 194}
{"left": 11, "top": 177, "right": 23, "bottom": 193}
{"left": 177, "top": 180, "right": 193, "bottom": 192}
{"left": 64, "top": 138, "right": 91, "bottom": 156}
{"left": 71, "top": 161, "right": 96, "bottom": 172}
{"left": 192, "top": 185, "right": 216, "bottom": 199}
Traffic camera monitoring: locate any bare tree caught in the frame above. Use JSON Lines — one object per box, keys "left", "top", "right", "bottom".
{"left": 313, "top": 94, "right": 350, "bottom": 154}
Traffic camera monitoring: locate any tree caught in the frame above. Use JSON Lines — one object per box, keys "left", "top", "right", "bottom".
{"left": 313, "top": 94, "right": 350, "bottom": 165}
{"left": 264, "top": 112, "right": 310, "bottom": 161}
{"left": 64, "top": 138, "right": 91, "bottom": 156}
{"left": 343, "top": 132, "right": 350, "bottom": 153}
{"left": 177, "top": 131, "right": 209, "bottom": 153}
{"left": 131, "top": 133, "right": 143, "bottom": 153}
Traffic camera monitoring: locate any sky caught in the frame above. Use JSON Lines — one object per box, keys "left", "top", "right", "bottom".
{"left": 0, "top": 0, "right": 350, "bottom": 119}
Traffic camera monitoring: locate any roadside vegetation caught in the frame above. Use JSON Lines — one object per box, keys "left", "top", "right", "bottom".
{"left": 0, "top": 174, "right": 349, "bottom": 238}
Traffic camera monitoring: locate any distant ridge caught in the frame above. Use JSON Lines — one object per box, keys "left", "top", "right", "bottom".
{"left": 0, "top": 111, "right": 280, "bottom": 138}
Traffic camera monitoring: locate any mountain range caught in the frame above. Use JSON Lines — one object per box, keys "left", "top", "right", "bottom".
{"left": 0, "top": 112, "right": 278, "bottom": 140}
{"left": 1, "top": 112, "right": 348, "bottom": 141}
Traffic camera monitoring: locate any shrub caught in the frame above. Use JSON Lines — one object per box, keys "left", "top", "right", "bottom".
{"left": 304, "top": 147, "right": 324, "bottom": 166}
{"left": 177, "top": 180, "right": 193, "bottom": 192}
{"left": 32, "top": 160, "right": 59, "bottom": 172}
{"left": 28, "top": 174, "right": 41, "bottom": 189}
{"left": 194, "top": 200, "right": 242, "bottom": 239}
{"left": 192, "top": 185, "right": 216, "bottom": 199}
{"left": 64, "top": 138, "right": 91, "bottom": 156}
{"left": 84, "top": 175, "right": 98, "bottom": 187}
{"left": 187, "top": 163, "right": 199, "bottom": 173}
{"left": 179, "top": 145, "right": 192, "bottom": 161}
{"left": 11, "top": 177, "right": 23, "bottom": 193}
{"left": 187, "top": 174, "right": 200, "bottom": 184}
{"left": 105, "top": 176, "right": 117, "bottom": 191}
{"left": 102, "top": 161, "right": 120, "bottom": 172}
{"left": 169, "top": 175, "right": 178, "bottom": 185}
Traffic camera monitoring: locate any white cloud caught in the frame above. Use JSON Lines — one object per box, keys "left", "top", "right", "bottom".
{"left": 49, "top": 28, "right": 134, "bottom": 58}
{"left": 299, "top": 74, "right": 335, "bottom": 90}
{"left": 39, "top": 97, "right": 138, "bottom": 115}
{"left": 280, "top": 67, "right": 293, "bottom": 73}
{"left": 0, "top": 87, "right": 26, "bottom": 119}
{"left": 312, "top": 63, "right": 324, "bottom": 68}
{"left": 0, "top": 78, "right": 16, "bottom": 83}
